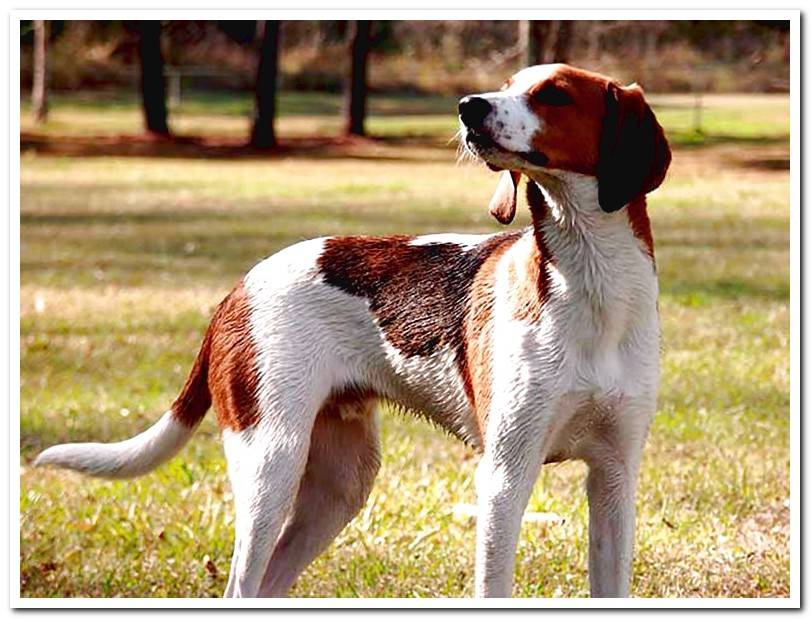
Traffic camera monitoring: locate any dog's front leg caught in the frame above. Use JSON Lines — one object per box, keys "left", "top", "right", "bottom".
{"left": 473, "top": 411, "right": 547, "bottom": 598}
{"left": 585, "top": 453, "right": 637, "bottom": 598}
{"left": 584, "top": 397, "right": 654, "bottom": 597}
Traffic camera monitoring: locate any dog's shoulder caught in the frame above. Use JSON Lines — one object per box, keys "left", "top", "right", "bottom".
{"left": 314, "top": 231, "right": 521, "bottom": 356}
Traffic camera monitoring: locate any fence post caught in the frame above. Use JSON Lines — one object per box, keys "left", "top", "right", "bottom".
{"left": 32, "top": 20, "right": 49, "bottom": 123}
{"left": 693, "top": 90, "right": 703, "bottom": 136}
{"left": 691, "top": 64, "right": 713, "bottom": 137}
{"left": 167, "top": 68, "right": 182, "bottom": 109}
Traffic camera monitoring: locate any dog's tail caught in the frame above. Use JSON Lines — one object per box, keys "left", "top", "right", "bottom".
{"left": 34, "top": 326, "right": 214, "bottom": 480}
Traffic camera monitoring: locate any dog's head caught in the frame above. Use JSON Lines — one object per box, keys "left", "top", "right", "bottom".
{"left": 458, "top": 63, "right": 671, "bottom": 223}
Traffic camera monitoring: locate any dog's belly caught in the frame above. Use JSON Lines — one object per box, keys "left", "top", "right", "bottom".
{"left": 372, "top": 341, "right": 479, "bottom": 445}
{"left": 543, "top": 392, "right": 621, "bottom": 463}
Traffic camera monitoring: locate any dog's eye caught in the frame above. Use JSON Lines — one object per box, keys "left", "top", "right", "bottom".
{"left": 532, "top": 85, "right": 573, "bottom": 106}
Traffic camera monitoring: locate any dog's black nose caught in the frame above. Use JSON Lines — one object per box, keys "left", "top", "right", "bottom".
{"left": 458, "top": 96, "right": 492, "bottom": 128}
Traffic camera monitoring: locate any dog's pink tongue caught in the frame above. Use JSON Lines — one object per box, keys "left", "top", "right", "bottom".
{"left": 488, "top": 170, "right": 521, "bottom": 225}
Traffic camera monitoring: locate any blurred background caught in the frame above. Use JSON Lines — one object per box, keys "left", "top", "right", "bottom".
{"left": 20, "top": 20, "right": 790, "bottom": 145}
{"left": 20, "top": 20, "right": 791, "bottom": 599}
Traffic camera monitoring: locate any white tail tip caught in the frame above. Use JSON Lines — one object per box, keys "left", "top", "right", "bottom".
{"left": 34, "top": 411, "right": 194, "bottom": 479}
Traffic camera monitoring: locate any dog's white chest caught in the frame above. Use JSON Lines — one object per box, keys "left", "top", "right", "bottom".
{"left": 548, "top": 212, "right": 659, "bottom": 385}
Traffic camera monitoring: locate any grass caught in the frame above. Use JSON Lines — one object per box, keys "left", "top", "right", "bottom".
{"left": 19, "top": 91, "right": 790, "bottom": 599}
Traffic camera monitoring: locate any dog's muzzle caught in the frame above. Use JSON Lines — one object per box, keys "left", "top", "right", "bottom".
{"left": 458, "top": 95, "right": 549, "bottom": 170}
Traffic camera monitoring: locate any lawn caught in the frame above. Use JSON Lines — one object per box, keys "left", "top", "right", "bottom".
{"left": 19, "top": 91, "right": 790, "bottom": 598}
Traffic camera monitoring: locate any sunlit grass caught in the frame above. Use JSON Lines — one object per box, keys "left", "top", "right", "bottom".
{"left": 19, "top": 93, "right": 789, "bottom": 598}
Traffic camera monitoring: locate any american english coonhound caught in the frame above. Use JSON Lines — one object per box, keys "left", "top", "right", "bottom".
{"left": 36, "top": 63, "right": 671, "bottom": 598}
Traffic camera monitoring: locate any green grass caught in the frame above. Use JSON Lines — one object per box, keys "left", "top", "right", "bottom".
{"left": 19, "top": 92, "right": 790, "bottom": 598}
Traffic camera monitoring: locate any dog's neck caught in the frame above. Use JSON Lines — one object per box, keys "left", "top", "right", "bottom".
{"left": 526, "top": 170, "right": 605, "bottom": 230}
{"left": 523, "top": 171, "right": 654, "bottom": 311}
{"left": 525, "top": 171, "right": 634, "bottom": 245}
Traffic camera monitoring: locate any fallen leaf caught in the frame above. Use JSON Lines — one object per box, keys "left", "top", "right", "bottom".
{"left": 39, "top": 561, "right": 58, "bottom": 574}
{"left": 204, "top": 555, "right": 218, "bottom": 578}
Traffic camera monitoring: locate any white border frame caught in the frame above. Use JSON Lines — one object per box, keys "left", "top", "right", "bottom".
{"left": 9, "top": 8, "right": 800, "bottom": 610}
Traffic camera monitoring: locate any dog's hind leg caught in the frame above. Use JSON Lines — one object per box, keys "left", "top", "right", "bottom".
{"left": 257, "top": 394, "right": 381, "bottom": 597}
{"left": 221, "top": 412, "right": 317, "bottom": 599}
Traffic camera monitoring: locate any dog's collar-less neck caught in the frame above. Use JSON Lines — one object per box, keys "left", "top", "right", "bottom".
{"left": 527, "top": 171, "right": 602, "bottom": 226}
{"left": 524, "top": 175, "right": 647, "bottom": 308}
{"left": 525, "top": 174, "right": 631, "bottom": 241}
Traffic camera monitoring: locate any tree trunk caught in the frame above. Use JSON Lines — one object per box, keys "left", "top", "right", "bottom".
{"left": 344, "top": 20, "right": 371, "bottom": 137}
{"left": 551, "top": 21, "right": 573, "bottom": 63}
{"left": 523, "top": 20, "right": 552, "bottom": 66}
{"left": 32, "top": 20, "right": 48, "bottom": 123}
{"left": 136, "top": 21, "right": 170, "bottom": 137}
{"left": 250, "top": 20, "right": 281, "bottom": 149}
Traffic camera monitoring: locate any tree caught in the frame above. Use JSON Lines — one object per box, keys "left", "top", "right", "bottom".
{"left": 344, "top": 20, "right": 371, "bottom": 137}
{"left": 551, "top": 21, "right": 573, "bottom": 63}
{"left": 522, "top": 20, "right": 553, "bottom": 66}
{"left": 135, "top": 21, "right": 170, "bottom": 137}
{"left": 32, "top": 20, "right": 49, "bottom": 123}
{"left": 250, "top": 20, "right": 281, "bottom": 149}
{"left": 521, "top": 20, "right": 574, "bottom": 66}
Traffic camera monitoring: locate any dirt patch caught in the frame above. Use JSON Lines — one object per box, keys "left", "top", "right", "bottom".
{"left": 668, "top": 142, "right": 790, "bottom": 180}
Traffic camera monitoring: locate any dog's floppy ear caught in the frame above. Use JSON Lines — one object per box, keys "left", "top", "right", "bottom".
{"left": 488, "top": 170, "right": 521, "bottom": 224}
{"left": 597, "top": 83, "right": 671, "bottom": 213}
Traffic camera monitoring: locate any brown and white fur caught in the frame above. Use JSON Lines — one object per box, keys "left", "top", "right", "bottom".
{"left": 35, "top": 64, "right": 671, "bottom": 599}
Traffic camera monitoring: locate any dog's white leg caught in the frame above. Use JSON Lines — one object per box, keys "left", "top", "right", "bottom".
{"left": 473, "top": 402, "right": 554, "bottom": 598}
{"left": 222, "top": 422, "right": 314, "bottom": 598}
{"left": 585, "top": 456, "right": 636, "bottom": 597}
{"left": 584, "top": 399, "right": 653, "bottom": 598}
{"left": 223, "top": 534, "right": 243, "bottom": 597}
{"left": 258, "top": 405, "right": 381, "bottom": 597}
{"left": 474, "top": 447, "right": 543, "bottom": 597}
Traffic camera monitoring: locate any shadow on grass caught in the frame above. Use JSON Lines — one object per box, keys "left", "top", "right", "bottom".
{"left": 27, "top": 90, "right": 460, "bottom": 117}
{"left": 21, "top": 206, "right": 254, "bottom": 227}
{"left": 20, "top": 202, "right": 483, "bottom": 229}
{"left": 20, "top": 132, "right": 454, "bottom": 163}
{"left": 736, "top": 157, "right": 790, "bottom": 171}
{"left": 22, "top": 127, "right": 789, "bottom": 164}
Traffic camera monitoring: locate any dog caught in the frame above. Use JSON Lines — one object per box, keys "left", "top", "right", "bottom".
{"left": 34, "top": 63, "right": 671, "bottom": 598}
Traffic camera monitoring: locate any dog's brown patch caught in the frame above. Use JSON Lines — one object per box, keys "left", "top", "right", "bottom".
{"left": 318, "top": 233, "right": 521, "bottom": 358}
{"left": 509, "top": 181, "right": 555, "bottom": 323}
{"left": 506, "top": 239, "right": 544, "bottom": 323}
{"left": 626, "top": 196, "right": 655, "bottom": 261}
{"left": 171, "top": 325, "right": 213, "bottom": 428}
{"left": 172, "top": 310, "right": 212, "bottom": 428}
{"left": 461, "top": 188, "right": 554, "bottom": 442}
{"left": 462, "top": 239, "right": 517, "bottom": 439}
{"left": 206, "top": 280, "right": 262, "bottom": 432}
{"left": 525, "top": 65, "right": 610, "bottom": 177}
